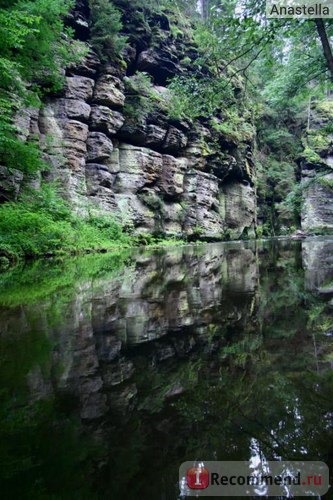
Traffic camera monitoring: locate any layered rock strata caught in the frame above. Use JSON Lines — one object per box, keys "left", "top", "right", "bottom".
{"left": 2, "top": 1, "right": 257, "bottom": 240}
{"left": 301, "top": 99, "right": 333, "bottom": 232}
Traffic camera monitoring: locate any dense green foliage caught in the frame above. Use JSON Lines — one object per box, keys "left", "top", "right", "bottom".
{"left": 0, "top": 184, "right": 184, "bottom": 265}
{"left": 198, "top": 1, "right": 332, "bottom": 234}
{"left": 255, "top": 109, "right": 303, "bottom": 235}
{"left": 0, "top": 0, "right": 84, "bottom": 174}
{"left": 0, "top": 186, "right": 132, "bottom": 262}
{"left": 89, "top": 0, "right": 127, "bottom": 60}
{"left": 167, "top": 75, "right": 235, "bottom": 120}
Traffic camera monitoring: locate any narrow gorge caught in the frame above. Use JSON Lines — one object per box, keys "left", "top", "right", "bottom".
{"left": 1, "top": 0, "right": 332, "bottom": 258}
{"left": 0, "top": 2, "right": 333, "bottom": 498}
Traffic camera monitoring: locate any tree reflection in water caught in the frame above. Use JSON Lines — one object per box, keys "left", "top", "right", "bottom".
{"left": 0, "top": 238, "right": 332, "bottom": 499}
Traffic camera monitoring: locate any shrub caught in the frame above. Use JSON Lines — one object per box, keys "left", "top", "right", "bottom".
{"left": 0, "top": 186, "right": 130, "bottom": 259}
{"left": 307, "top": 132, "right": 331, "bottom": 154}
{"left": 167, "top": 74, "right": 234, "bottom": 120}
{"left": 211, "top": 114, "right": 254, "bottom": 143}
{"left": 0, "top": 0, "right": 86, "bottom": 175}
{"left": 123, "top": 73, "right": 164, "bottom": 120}
{"left": 300, "top": 147, "right": 324, "bottom": 165}
{"left": 89, "top": 0, "right": 127, "bottom": 60}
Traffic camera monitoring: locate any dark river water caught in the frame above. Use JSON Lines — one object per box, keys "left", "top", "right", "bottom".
{"left": 0, "top": 238, "right": 332, "bottom": 499}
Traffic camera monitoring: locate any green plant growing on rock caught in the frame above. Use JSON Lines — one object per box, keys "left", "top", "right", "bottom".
{"left": 139, "top": 192, "right": 165, "bottom": 213}
{"left": 318, "top": 177, "right": 333, "bottom": 190}
{"left": 211, "top": 112, "right": 254, "bottom": 143}
{"left": 191, "top": 225, "right": 205, "bottom": 239}
{"left": 307, "top": 132, "right": 331, "bottom": 154}
{"left": 0, "top": 0, "right": 84, "bottom": 175}
{"left": 167, "top": 74, "right": 234, "bottom": 120}
{"left": 89, "top": 0, "right": 128, "bottom": 60}
{"left": 0, "top": 185, "right": 132, "bottom": 260}
{"left": 315, "top": 100, "right": 333, "bottom": 118}
{"left": 123, "top": 72, "right": 164, "bottom": 120}
{"left": 300, "top": 147, "right": 325, "bottom": 165}
{"left": 281, "top": 183, "right": 304, "bottom": 223}
{"left": 260, "top": 128, "right": 297, "bottom": 158}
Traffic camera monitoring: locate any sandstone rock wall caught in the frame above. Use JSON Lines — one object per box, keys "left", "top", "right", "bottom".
{"left": 301, "top": 99, "right": 333, "bottom": 232}
{"left": 2, "top": 1, "right": 257, "bottom": 240}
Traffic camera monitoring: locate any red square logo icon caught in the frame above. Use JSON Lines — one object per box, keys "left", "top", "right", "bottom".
{"left": 186, "top": 465, "right": 210, "bottom": 489}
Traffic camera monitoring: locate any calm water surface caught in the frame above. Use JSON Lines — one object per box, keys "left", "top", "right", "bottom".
{"left": 0, "top": 238, "right": 332, "bottom": 499}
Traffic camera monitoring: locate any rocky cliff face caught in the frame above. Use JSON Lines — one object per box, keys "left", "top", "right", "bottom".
{"left": 2, "top": 0, "right": 257, "bottom": 240}
{"left": 301, "top": 99, "right": 333, "bottom": 233}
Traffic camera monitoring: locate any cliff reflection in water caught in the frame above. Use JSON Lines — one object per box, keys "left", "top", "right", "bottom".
{"left": 0, "top": 238, "right": 332, "bottom": 499}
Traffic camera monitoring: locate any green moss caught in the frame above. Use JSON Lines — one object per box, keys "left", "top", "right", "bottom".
{"left": 300, "top": 147, "right": 324, "bottom": 164}
{"left": 180, "top": 56, "right": 191, "bottom": 66}
{"left": 211, "top": 111, "right": 255, "bottom": 143}
{"left": 213, "top": 120, "right": 254, "bottom": 143}
{"left": 318, "top": 176, "right": 333, "bottom": 190}
{"left": 307, "top": 132, "right": 331, "bottom": 153}
{"left": 315, "top": 100, "right": 333, "bottom": 118}
{"left": 139, "top": 192, "right": 164, "bottom": 212}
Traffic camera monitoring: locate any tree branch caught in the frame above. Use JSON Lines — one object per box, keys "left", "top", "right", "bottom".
{"left": 314, "top": 19, "right": 333, "bottom": 81}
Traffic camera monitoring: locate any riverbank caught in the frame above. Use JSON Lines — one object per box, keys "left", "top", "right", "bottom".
{"left": 0, "top": 188, "right": 186, "bottom": 270}
{"left": 2, "top": 187, "right": 333, "bottom": 271}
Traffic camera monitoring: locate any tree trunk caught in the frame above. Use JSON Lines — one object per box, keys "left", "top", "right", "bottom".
{"left": 203, "top": 0, "right": 210, "bottom": 19}
{"left": 197, "top": 0, "right": 210, "bottom": 19}
{"left": 314, "top": 19, "right": 333, "bottom": 81}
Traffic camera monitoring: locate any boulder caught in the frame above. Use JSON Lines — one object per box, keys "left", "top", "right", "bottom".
{"left": 113, "top": 144, "right": 162, "bottom": 193}
{"left": 145, "top": 124, "right": 167, "bottom": 148}
{"left": 117, "top": 117, "right": 148, "bottom": 146}
{"left": 163, "top": 126, "right": 188, "bottom": 153}
{"left": 158, "top": 155, "right": 188, "bottom": 197}
{"left": 86, "top": 132, "right": 113, "bottom": 163}
{"left": 302, "top": 171, "right": 333, "bottom": 232}
{"left": 64, "top": 76, "right": 95, "bottom": 101}
{"left": 183, "top": 170, "right": 223, "bottom": 238}
{"left": 0, "top": 166, "right": 23, "bottom": 201}
{"left": 90, "top": 105, "right": 125, "bottom": 135}
{"left": 15, "top": 107, "right": 40, "bottom": 142}
{"left": 51, "top": 98, "right": 91, "bottom": 122}
{"left": 162, "top": 202, "right": 184, "bottom": 235}
{"left": 221, "top": 182, "right": 256, "bottom": 238}
{"left": 118, "top": 143, "right": 162, "bottom": 176}
{"left": 67, "top": 50, "right": 100, "bottom": 78}
{"left": 86, "top": 163, "right": 114, "bottom": 191}
{"left": 137, "top": 48, "right": 180, "bottom": 84}
{"left": 93, "top": 74, "right": 125, "bottom": 108}
{"left": 103, "top": 359, "right": 135, "bottom": 387}
{"left": 114, "top": 193, "right": 155, "bottom": 230}
{"left": 62, "top": 120, "right": 89, "bottom": 142}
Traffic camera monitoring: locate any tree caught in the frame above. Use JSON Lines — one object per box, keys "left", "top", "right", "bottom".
{"left": 0, "top": 0, "right": 84, "bottom": 174}
{"left": 204, "top": 1, "right": 333, "bottom": 90}
{"left": 315, "top": 19, "right": 333, "bottom": 81}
